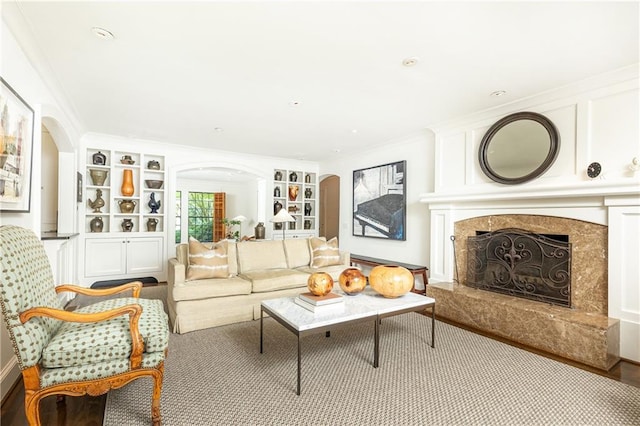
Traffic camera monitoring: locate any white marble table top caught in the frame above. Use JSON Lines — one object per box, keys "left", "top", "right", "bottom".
{"left": 261, "top": 288, "right": 435, "bottom": 332}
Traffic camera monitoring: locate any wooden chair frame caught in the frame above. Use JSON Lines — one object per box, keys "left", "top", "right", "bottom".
{"left": 17, "top": 281, "right": 165, "bottom": 426}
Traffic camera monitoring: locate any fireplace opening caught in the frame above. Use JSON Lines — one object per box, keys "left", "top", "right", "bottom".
{"left": 467, "top": 228, "right": 572, "bottom": 307}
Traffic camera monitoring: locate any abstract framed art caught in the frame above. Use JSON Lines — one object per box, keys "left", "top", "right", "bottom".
{"left": 352, "top": 160, "right": 406, "bottom": 240}
{"left": 0, "top": 77, "right": 35, "bottom": 212}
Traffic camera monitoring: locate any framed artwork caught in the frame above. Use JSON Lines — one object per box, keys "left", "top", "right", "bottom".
{"left": 0, "top": 77, "right": 35, "bottom": 212}
{"left": 353, "top": 160, "right": 406, "bottom": 240}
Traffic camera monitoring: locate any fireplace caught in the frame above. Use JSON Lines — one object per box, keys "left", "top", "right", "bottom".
{"left": 467, "top": 228, "right": 571, "bottom": 307}
{"left": 424, "top": 214, "right": 618, "bottom": 370}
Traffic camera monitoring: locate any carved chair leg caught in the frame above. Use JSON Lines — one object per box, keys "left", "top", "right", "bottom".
{"left": 151, "top": 365, "right": 165, "bottom": 426}
{"left": 24, "top": 391, "right": 42, "bottom": 426}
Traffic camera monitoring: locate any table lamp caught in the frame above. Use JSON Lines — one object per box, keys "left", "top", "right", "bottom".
{"left": 232, "top": 215, "right": 247, "bottom": 239}
{"left": 271, "top": 209, "right": 295, "bottom": 240}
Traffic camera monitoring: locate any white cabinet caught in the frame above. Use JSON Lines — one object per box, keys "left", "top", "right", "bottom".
{"left": 82, "top": 146, "right": 166, "bottom": 286}
{"left": 85, "top": 237, "right": 163, "bottom": 278}
{"left": 272, "top": 169, "right": 318, "bottom": 238}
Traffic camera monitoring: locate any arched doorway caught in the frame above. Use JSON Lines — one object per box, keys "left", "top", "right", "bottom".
{"left": 319, "top": 175, "right": 339, "bottom": 239}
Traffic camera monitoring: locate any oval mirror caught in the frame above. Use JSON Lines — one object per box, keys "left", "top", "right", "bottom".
{"left": 478, "top": 111, "right": 560, "bottom": 185}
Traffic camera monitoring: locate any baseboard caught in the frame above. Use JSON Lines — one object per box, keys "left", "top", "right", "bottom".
{"left": 1, "top": 355, "right": 20, "bottom": 403}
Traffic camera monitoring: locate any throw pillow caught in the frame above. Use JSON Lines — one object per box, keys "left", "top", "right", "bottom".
{"left": 309, "top": 236, "right": 341, "bottom": 268}
{"left": 186, "top": 237, "right": 230, "bottom": 280}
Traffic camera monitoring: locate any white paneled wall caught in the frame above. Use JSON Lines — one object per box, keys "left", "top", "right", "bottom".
{"left": 421, "top": 65, "right": 640, "bottom": 362}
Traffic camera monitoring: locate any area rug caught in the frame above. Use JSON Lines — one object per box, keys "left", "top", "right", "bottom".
{"left": 104, "top": 313, "right": 639, "bottom": 425}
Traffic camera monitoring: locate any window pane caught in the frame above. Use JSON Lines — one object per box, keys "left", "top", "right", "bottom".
{"left": 188, "top": 192, "right": 214, "bottom": 242}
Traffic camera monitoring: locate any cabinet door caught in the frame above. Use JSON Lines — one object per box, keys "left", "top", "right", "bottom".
{"left": 126, "top": 237, "right": 163, "bottom": 274}
{"left": 85, "top": 238, "right": 126, "bottom": 277}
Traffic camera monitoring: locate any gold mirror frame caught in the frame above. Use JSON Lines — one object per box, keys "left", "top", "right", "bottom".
{"left": 478, "top": 111, "right": 560, "bottom": 185}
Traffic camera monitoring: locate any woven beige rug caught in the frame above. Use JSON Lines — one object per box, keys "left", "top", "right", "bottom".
{"left": 104, "top": 313, "right": 639, "bottom": 425}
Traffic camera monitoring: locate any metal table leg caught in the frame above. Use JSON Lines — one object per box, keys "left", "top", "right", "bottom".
{"left": 297, "top": 335, "right": 301, "bottom": 395}
{"left": 431, "top": 304, "right": 435, "bottom": 348}
{"left": 374, "top": 316, "right": 380, "bottom": 368}
{"left": 260, "top": 308, "right": 264, "bottom": 353}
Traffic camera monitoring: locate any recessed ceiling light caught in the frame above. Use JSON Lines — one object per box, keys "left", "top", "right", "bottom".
{"left": 351, "top": 129, "right": 358, "bottom": 134}
{"left": 214, "top": 127, "right": 224, "bottom": 132}
{"left": 490, "top": 90, "right": 507, "bottom": 97}
{"left": 289, "top": 101, "right": 302, "bottom": 107}
{"left": 332, "top": 148, "right": 341, "bottom": 153}
{"left": 91, "top": 27, "right": 114, "bottom": 40}
{"left": 402, "top": 57, "right": 419, "bottom": 67}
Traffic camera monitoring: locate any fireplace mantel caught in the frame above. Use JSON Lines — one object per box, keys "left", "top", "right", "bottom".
{"left": 419, "top": 178, "right": 639, "bottom": 207}
{"left": 419, "top": 178, "right": 640, "bottom": 364}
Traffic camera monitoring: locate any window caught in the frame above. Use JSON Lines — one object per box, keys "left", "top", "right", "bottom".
{"left": 188, "top": 192, "right": 215, "bottom": 242}
{"left": 175, "top": 191, "right": 182, "bottom": 243}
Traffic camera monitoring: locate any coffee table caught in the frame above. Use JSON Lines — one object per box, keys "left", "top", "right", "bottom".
{"left": 260, "top": 288, "right": 435, "bottom": 395}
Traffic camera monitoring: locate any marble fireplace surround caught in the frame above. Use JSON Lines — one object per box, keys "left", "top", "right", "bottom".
{"left": 419, "top": 180, "right": 640, "bottom": 370}
{"left": 427, "top": 213, "right": 619, "bottom": 370}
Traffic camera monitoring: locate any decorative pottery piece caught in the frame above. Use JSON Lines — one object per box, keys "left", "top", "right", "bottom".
{"left": 274, "top": 186, "right": 280, "bottom": 197}
{"left": 147, "top": 218, "right": 158, "bottom": 232}
{"left": 89, "top": 169, "right": 108, "bottom": 186}
{"left": 307, "top": 272, "right": 333, "bottom": 296}
{"left": 305, "top": 174, "right": 311, "bottom": 183}
{"left": 121, "top": 218, "right": 134, "bottom": 232}
{"left": 289, "top": 171, "right": 298, "bottom": 182}
{"left": 274, "top": 200, "right": 283, "bottom": 215}
{"left": 148, "top": 192, "right": 161, "bottom": 214}
{"left": 288, "top": 185, "right": 299, "bottom": 201}
{"left": 88, "top": 189, "right": 105, "bottom": 213}
{"left": 254, "top": 222, "right": 265, "bottom": 239}
{"left": 147, "top": 160, "right": 160, "bottom": 170}
{"left": 145, "top": 180, "right": 163, "bottom": 189}
{"left": 304, "top": 202, "right": 312, "bottom": 216}
{"left": 121, "top": 169, "right": 134, "bottom": 196}
{"left": 287, "top": 205, "right": 299, "bottom": 213}
{"left": 89, "top": 216, "right": 104, "bottom": 233}
{"left": 304, "top": 187, "right": 312, "bottom": 199}
{"left": 289, "top": 221, "right": 296, "bottom": 230}
{"left": 304, "top": 219, "right": 312, "bottom": 230}
{"left": 339, "top": 268, "right": 367, "bottom": 295}
{"left": 369, "top": 265, "right": 414, "bottom": 298}
{"left": 92, "top": 151, "right": 106, "bottom": 165}
{"left": 118, "top": 199, "right": 137, "bottom": 213}
{"left": 120, "top": 155, "right": 135, "bottom": 165}
{"left": 274, "top": 170, "right": 282, "bottom": 181}
{"left": 274, "top": 222, "right": 282, "bottom": 230}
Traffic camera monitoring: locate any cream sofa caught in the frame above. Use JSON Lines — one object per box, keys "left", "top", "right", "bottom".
{"left": 167, "top": 238, "right": 350, "bottom": 333}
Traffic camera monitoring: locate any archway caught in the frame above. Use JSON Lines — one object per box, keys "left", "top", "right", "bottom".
{"left": 319, "top": 175, "right": 339, "bottom": 239}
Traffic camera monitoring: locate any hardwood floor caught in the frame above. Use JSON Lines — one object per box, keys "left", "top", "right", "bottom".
{"left": 2, "top": 317, "right": 638, "bottom": 426}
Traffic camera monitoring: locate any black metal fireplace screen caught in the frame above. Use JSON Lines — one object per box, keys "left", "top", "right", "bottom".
{"left": 467, "top": 228, "right": 571, "bottom": 307}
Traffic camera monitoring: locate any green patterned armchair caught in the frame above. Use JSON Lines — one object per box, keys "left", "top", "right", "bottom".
{"left": 0, "top": 225, "right": 169, "bottom": 425}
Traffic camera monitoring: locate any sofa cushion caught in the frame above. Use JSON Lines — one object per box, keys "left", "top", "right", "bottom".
{"left": 309, "top": 236, "right": 341, "bottom": 267}
{"left": 173, "top": 276, "right": 251, "bottom": 301}
{"left": 237, "top": 240, "right": 287, "bottom": 272}
{"left": 240, "top": 269, "right": 310, "bottom": 293}
{"left": 283, "top": 238, "right": 311, "bottom": 268}
{"left": 177, "top": 241, "right": 238, "bottom": 275}
{"left": 187, "top": 238, "right": 230, "bottom": 280}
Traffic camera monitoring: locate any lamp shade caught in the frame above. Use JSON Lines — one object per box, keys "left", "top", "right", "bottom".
{"left": 271, "top": 209, "right": 295, "bottom": 223}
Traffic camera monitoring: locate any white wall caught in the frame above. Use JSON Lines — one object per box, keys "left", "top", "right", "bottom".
{"left": 319, "top": 131, "right": 436, "bottom": 284}
{"left": 0, "top": 20, "right": 81, "bottom": 401}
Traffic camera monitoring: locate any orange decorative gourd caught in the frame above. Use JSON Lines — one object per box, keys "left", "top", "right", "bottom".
{"left": 338, "top": 268, "right": 367, "bottom": 295}
{"left": 369, "top": 265, "right": 413, "bottom": 298}
{"left": 307, "top": 272, "right": 333, "bottom": 296}
{"left": 121, "top": 169, "right": 134, "bottom": 196}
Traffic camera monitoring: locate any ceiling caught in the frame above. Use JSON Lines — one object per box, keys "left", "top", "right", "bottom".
{"left": 3, "top": 1, "right": 638, "bottom": 161}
